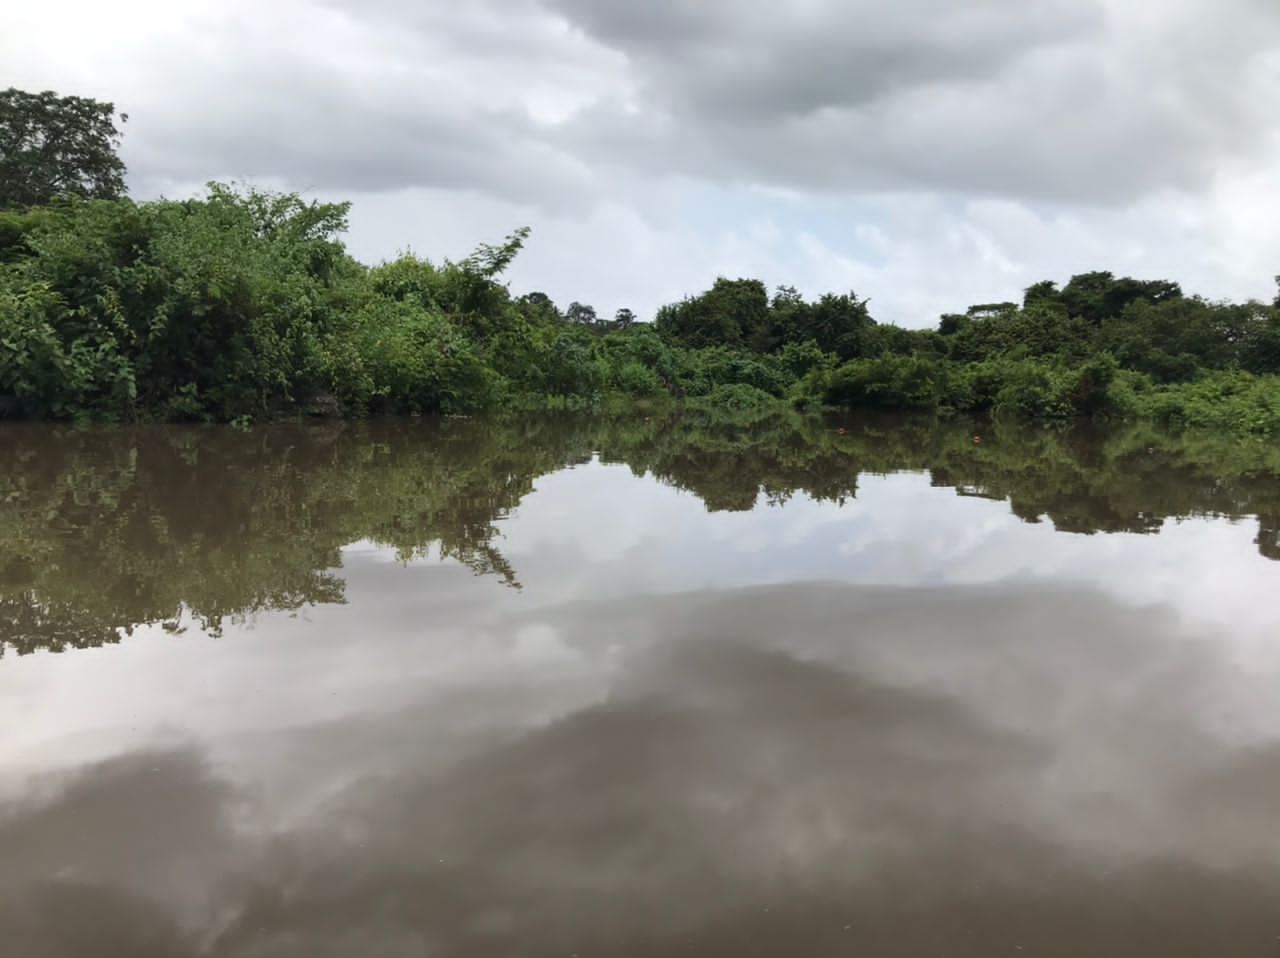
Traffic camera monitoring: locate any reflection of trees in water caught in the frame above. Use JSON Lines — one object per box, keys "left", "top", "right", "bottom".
{"left": 1257, "top": 516, "right": 1280, "bottom": 561}
{"left": 0, "top": 418, "right": 595, "bottom": 657}
{"left": 0, "top": 592, "right": 127, "bottom": 657}
{"left": 3, "top": 412, "right": 1280, "bottom": 656}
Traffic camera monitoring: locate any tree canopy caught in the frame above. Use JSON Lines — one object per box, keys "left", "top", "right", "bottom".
{"left": 0, "top": 88, "right": 128, "bottom": 209}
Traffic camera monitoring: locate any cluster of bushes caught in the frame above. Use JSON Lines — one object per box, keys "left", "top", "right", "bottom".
{"left": 0, "top": 187, "right": 841, "bottom": 423}
{"left": 5, "top": 183, "right": 1280, "bottom": 431}
{"left": 790, "top": 354, "right": 1121, "bottom": 419}
{"left": 655, "top": 269, "right": 1280, "bottom": 431}
{"left": 0, "top": 188, "right": 639, "bottom": 421}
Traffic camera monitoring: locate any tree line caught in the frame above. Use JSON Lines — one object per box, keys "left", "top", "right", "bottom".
{"left": 3, "top": 87, "right": 1280, "bottom": 431}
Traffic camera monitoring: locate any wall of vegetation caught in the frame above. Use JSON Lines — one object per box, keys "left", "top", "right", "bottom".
{"left": 4, "top": 88, "right": 1280, "bottom": 431}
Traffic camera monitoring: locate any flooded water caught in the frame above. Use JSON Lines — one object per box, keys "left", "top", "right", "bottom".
{"left": 3, "top": 411, "right": 1280, "bottom": 956}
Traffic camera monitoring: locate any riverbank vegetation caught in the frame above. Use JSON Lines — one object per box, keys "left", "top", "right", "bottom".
{"left": 4, "top": 89, "right": 1280, "bottom": 431}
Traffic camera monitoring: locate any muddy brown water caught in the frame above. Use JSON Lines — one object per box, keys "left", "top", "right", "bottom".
{"left": 3, "top": 413, "right": 1280, "bottom": 956}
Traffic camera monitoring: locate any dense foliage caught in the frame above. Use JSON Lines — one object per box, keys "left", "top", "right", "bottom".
{"left": 3, "top": 181, "right": 1280, "bottom": 432}
{"left": 3, "top": 86, "right": 1280, "bottom": 431}
{"left": 0, "top": 88, "right": 128, "bottom": 209}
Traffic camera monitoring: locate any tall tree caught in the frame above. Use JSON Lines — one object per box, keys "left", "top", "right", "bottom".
{"left": 517, "top": 291, "right": 562, "bottom": 323}
{"left": 565, "top": 301, "right": 598, "bottom": 325}
{"left": 614, "top": 307, "right": 636, "bottom": 329}
{"left": 0, "top": 88, "right": 128, "bottom": 209}
{"left": 655, "top": 277, "right": 771, "bottom": 350}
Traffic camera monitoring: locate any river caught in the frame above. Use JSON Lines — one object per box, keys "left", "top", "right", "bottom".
{"left": 3, "top": 411, "right": 1280, "bottom": 955}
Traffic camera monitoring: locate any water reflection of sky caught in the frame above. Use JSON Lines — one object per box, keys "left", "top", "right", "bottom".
{"left": 493, "top": 460, "right": 1280, "bottom": 643}
{"left": 5, "top": 458, "right": 1279, "bottom": 767}
{"left": 4, "top": 458, "right": 1280, "bottom": 955}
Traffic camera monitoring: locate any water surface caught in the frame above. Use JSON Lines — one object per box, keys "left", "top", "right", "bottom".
{"left": 3, "top": 413, "right": 1280, "bottom": 956}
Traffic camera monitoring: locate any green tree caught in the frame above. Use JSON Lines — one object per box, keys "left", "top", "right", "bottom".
{"left": 0, "top": 88, "right": 128, "bottom": 209}
{"left": 1022, "top": 280, "right": 1059, "bottom": 308}
{"left": 1053, "top": 271, "right": 1182, "bottom": 325}
{"left": 801, "top": 292, "right": 876, "bottom": 358}
{"left": 517, "top": 291, "right": 561, "bottom": 323}
{"left": 566, "top": 301, "right": 598, "bottom": 326}
{"left": 656, "top": 277, "right": 771, "bottom": 350}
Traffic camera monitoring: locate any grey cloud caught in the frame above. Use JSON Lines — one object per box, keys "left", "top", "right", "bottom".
{"left": 550, "top": 0, "right": 1101, "bottom": 119}
{"left": 121, "top": 0, "right": 604, "bottom": 208}
{"left": 544, "top": 0, "right": 1280, "bottom": 204}
{"left": 100, "top": 0, "right": 1280, "bottom": 210}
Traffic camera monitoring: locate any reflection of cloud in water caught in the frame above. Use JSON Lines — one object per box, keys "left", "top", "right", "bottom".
{"left": 501, "top": 465, "right": 1280, "bottom": 642}
{"left": 3, "top": 583, "right": 1280, "bottom": 955}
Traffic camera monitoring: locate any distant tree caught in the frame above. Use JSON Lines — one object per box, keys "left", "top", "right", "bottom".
{"left": 1022, "top": 280, "right": 1059, "bottom": 308}
{"left": 444, "top": 225, "right": 530, "bottom": 325}
{"left": 966, "top": 302, "right": 1018, "bottom": 320}
{"left": 517, "top": 290, "right": 562, "bottom": 323}
{"left": 656, "top": 277, "right": 771, "bottom": 350}
{"left": 1055, "top": 271, "right": 1182, "bottom": 325}
{"left": 1239, "top": 308, "right": 1280, "bottom": 375}
{"left": 802, "top": 292, "right": 876, "bottom": 359}
{"left": 0, "top": 88, "right": 128, "bottom": 209}
{"left": 769, "top": 285, "right": 810, "bottom": 344}
{"left": 565, "top": 301, "right": 598, "bottom": 325}
{"left": 614, "top": 307, "right": 636, "bottom": 329}
{"left": 520, "top": 291, "right": 555, "bottom": 310}
{"left": 771, "top": 285, "right": 805, "bottom": 310}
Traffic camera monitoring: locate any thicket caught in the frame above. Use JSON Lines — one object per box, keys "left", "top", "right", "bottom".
{"left": 5, "top": 184, "right": 1280, "bottom": 432}
{"left": 6, "top": 87, "right": 1280, "bottom": 431}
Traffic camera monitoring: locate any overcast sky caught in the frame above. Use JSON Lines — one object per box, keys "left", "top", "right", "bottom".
{"left": 5, "top": 0, "right": 1280, "bottom": 326}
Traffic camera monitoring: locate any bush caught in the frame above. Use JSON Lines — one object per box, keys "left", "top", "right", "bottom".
{"left": 1131, "top": 372, "right": 1280, "bottom": 434}
{"left": 607, "top": 359, "right": 664, "bottom": 397}
{"left": 815, "top": 355, "right": 946, "bottom": 409}
{"left": 0, "top": 279, "right": 135, "bottom": 417}
{"left": 327, "top": 298, "right": 495, "bottom": 414}
{"left": 6, "top": 176, "right": 1280, "bottom": 434}
{"left": 991, "top": 363, "right": 1070, "bottom": 419}
{"left": 679, "top": 347, "right": 792, "bottom": 398}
